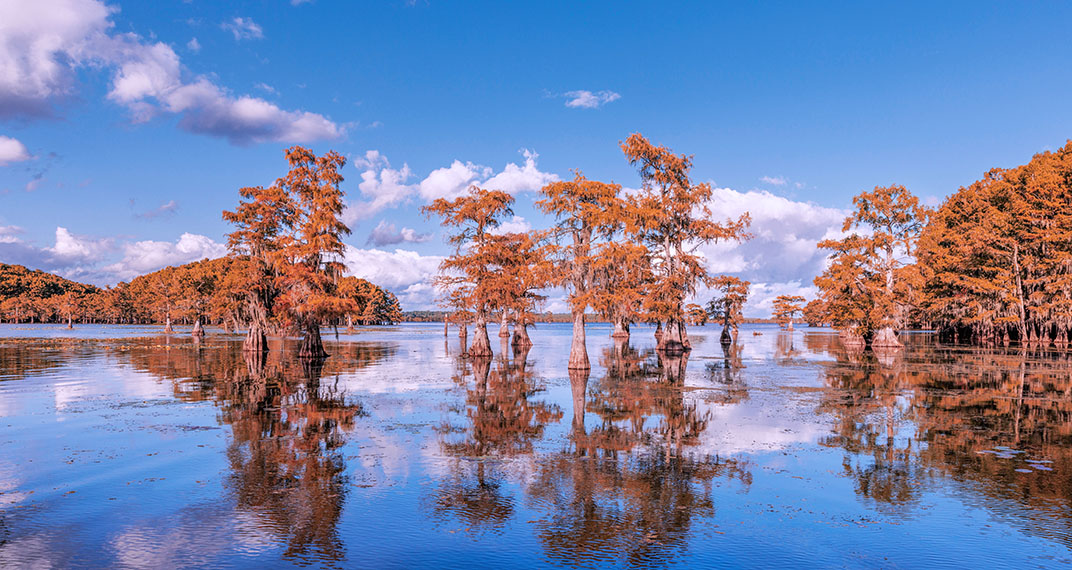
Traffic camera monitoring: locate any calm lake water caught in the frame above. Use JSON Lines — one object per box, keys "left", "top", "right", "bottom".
{"left": 1, "top": 322, "right": 1070, "bottom": 568}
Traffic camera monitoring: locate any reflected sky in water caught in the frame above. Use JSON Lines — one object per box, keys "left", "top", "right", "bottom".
{"left": 1, "top": 322, "right": 1071, "bottom": 568}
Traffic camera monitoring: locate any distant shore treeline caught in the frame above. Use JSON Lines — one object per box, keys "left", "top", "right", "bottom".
{"left": 0, "top": 258, "right": 401, "bottom": 327}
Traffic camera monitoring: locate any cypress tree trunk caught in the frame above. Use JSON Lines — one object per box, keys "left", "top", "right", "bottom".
{"left": 611, "top": 317, "right": 630, "bottom": 339}
{"left": 299, "top": 324, "right": 327, "bottom": 358}
{"left": 568, "top": 311, "right": 589, "bottom": 370}
{"left": 469, "top": 315, "right": 493, "bottom": 357}
{"left": 459, "top": 323, "right": 469, "bottom": 351}
{"left": 498, "top": 311, "right": 510, "bottom": 337}
{"left": 839, "top": 328, "right": 866, "bottom": 348}
{"left": 66, "top": 314, "right": 72, "bottom": 329}
{"left": 512, "top": 324, "right": 533, "bottom": 352}
{"left": 346, "top": 314, "right": 355, "bottom": 333}
{"left": 244, "top": 322, "right": 268, "bottom": 353}
{"left": 569, "top": 367, "right": 589, "bottom": 439}
{"left": 191, "top": 317, "right": 204, "bottom": 338}
{"left": 657, "top": 319, "right": 691, "bottom": 354}
{"left": 871, "top": 326, "right": 901, "bottom": 348}
{"left": 164, "top": 315, "right": 174, "bottom": 334}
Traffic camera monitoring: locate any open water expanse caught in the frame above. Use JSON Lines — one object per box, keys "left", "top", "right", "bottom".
{"left": 1, "top": 322, "right": 1071, "bottom": 568}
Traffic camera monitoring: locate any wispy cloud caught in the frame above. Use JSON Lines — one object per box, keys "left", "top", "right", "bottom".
{"left": 366, "top": 220, "right": 432, "bottom": 247}
{"left": 760, "top": 175, "right": 787, "bottom": 186}
{"left": 563, "top": 90, "right": 621, "bottom": 109}
{"left": 221, "top": 17, "right": 263, "bottom": 41}
{"left": 133, "top": 199, "right": 179, "bottom": 220}
{"left": 186, "top": 37, "right": 201, "bottom": 53}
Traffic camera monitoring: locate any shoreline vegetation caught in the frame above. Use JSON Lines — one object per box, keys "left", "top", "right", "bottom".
{"left": 3, "top": 137, "right": 1072, "bottom": 361}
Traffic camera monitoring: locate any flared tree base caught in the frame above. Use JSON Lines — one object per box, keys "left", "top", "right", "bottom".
{"left": 299, "top": 326, "right": 328, "bottom": 359}
{"left": 870, "top": 327, "right": 902, "bottom": 349}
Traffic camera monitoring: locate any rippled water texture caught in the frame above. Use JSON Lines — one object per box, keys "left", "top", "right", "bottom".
{"left": 1, "top": 322, "right": 1071, "bottom": 568}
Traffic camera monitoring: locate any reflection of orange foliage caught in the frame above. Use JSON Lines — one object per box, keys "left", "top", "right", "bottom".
{"left": 120, "top": 340, "right": 383, "bottom": 564}
{"left": 819, "top": 346, "right": 1072, "bottom": 532}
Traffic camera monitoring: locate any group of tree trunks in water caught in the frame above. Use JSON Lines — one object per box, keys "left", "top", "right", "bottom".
{"left": 424, "top": 133, "right": 752, "bottom": 368}
{"left": 10, "top": 139, "right": 1071, "bottom": 360}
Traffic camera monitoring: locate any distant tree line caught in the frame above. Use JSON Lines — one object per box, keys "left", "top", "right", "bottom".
{"left": 0, "top": 258, "right": 401, "bottom": 331}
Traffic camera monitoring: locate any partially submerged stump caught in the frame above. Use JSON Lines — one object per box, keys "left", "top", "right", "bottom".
{"left": 191, "top": 318, "right": 205, "bottom": 338}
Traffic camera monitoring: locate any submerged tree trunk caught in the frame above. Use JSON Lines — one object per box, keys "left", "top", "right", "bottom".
{"left": 346, "top": 314, "right": 355, "bottom": 333}
{"left": 657, "top": 319, "right": 691, "bottom": 354}
{"left": 469, "top": 314, "right": 493, "bottom": 357}
{"left": 654, "top": 322, "right": 663, "bottom": 342}
{"left": 191, "top": 317, "right": 204, "bottom": 338}
{"left": 299, "top": 324, "right": 327, "bottom": 358}
{"left": 499, "top": 311, "right": 510, "bottom": 337}
{"left": 512, "top": 323, "right": 533, "bottom": 351}
{"left": 568, "top": 311, "right": 589, "bottom": 370}
{"left": 611, "top": 317, "right": 630, "bottom": 340}
{"left": 839, "top": 328, "right": 866, "bottom": 348}
{"left": 244, "top": 322, "right": 268, "bottom": 353}
{"left": 871, "top": 326, "right": 902, "bottom": 349}
{"left": 568, "top": 367, "right": 589, "bottom": 438}
{"left": 66, "top": 314, "right": 73, "bottom": 329}
{"left": 164, "top": 314, "right": 174, "bottom": 334}
{"left": 459, "top": 323, "right": 469, "bottom": 352}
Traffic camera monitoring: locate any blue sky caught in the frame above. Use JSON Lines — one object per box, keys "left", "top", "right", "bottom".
{"left": 2, "top": 0, "right": 1071, "bottom": 315}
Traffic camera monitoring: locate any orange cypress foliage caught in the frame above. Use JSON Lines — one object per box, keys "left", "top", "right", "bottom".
{"left": 422, "top": 186, "right": 515, "bottom": 357}
{"left": 537, "top": 172, "right": 626, "bottom": 369}
{"left": 772, "top": 295, "right": 805, "bottom": 330}
{"left": 620, "top": 133, "right": 751, "bottom": 353}
{"left": 223, "top": 146, "right": 353, "bottom": 357}
{"left": 705, "top": 275, "right": 750, "bottom": 343}
{"left": 816, "top": 185, "right": 928, "bottom": 347}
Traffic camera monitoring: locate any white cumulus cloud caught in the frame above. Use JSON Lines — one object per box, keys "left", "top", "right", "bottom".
{"left": 0, "top": 0, "right": 342, "bottom": 144}
{"left": 417, "top": 149, "right": 558, "bottom": 201}
{"left": 102, "top": 233, "right": 227, "bottom": 281}
{"left": 343, "top": 246, "right": 445, "bottom": 309}
{"left": 693, "top": 187, "right": 849, "bottom": 317}
{"left": 0, "top": 135, "right": 31, "bottom": 165}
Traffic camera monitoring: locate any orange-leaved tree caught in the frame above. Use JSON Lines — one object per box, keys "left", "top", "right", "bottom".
{"left": 772, "top": 295, "right": 805, "bottom": 330}
{"left": 621, "top": 133, "right": 751, "bottom": 353}
{"left": 705, "top": 275, "right": 750, "bottom": 343}
{"left": 817, "top": 185, "right": 928, "bottom": 347}
{"left": 423, "top": 186, "right": 515, "bottom": 357}
{"left": 223, "top": 146, "right": 354, "bottom": 357}
{"left": 537, "top": 172, "right": 626, "bottom": 369}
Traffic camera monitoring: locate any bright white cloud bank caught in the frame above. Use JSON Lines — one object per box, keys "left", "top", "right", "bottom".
{"left": 696, "top": 188, "right": 848, "bottom": 317}
{"left": 0, "top": 0, "right": 341, "bottom": 143}
{"left": 0, "top": 227, "right": 227, "bottom": 284}
{"left": 343, "top": 149, "right": 558, "bottom": 223}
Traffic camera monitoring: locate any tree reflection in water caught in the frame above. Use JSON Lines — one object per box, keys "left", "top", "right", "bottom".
{"left": 429, "top": 339, "right": 751, "bottom": 563}
{"left": 429, "top": 346, "right": 563, "bottom": 534}
{"left": 819, "top": 343, "right": 1072, "bottom": 543}
{"left": 529, "top": 342, "right": 750, "bottom": 566}
{"left": 124, "top": 340, "right": 384, "bottom": 565}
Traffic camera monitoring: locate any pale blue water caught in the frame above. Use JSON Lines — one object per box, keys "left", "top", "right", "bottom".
{"left": 0, "top": 322, "right": 1069, "bottom": 568}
